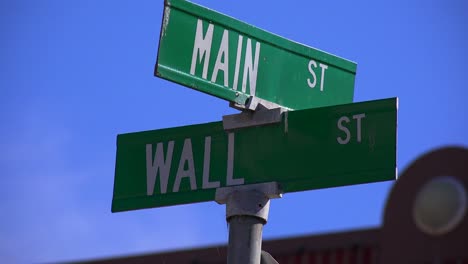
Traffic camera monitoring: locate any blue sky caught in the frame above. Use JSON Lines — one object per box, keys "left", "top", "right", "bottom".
{"left": 1, "top": 0, "right": 467, "bottom": 263}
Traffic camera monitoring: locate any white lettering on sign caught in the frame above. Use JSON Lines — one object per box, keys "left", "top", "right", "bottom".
{"left": 190, "top": 19, "right": 261, "bottom": 96}
{"left": 211, "top": 29, "right": 229, "bottom": 87}
{"left": 202, "top": 136, "right": 220, "bottom": 189}
{"left": 307, "top": 59, "right": 328, "bottom": 92}
{"left": 233, "top": 35, "right": 243, "bottom": 91}
{"left": 146, "top": 141, "right": 174, "bottom": 195}
{"left": 337, "top": 113, "right": 366, "bottom": 145}
{"left": 190, "top": 19, "right": 214, "bottom": 79}
{"left": 241, "top": 39, "right": 261, "bottom": 96}
{"left": 173, "top": 138, "right": 197, "bottom": 192}
{"left": 226, "top": 132, "right": 243, "bottom": 186}
{"left": 146, "top": 133, "right": 244, "bottom": 195}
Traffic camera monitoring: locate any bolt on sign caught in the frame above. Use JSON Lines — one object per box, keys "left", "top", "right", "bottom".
{"left": 112, "top": 98, "right": 397, "bottom": 212}
{"left": 155, "top": 0, "right": 357, "bottom": 110}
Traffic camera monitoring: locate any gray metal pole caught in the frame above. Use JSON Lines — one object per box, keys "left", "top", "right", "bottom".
{"left": 219, "top": 105, "right": 285, "bottom": 264}
{"left": 215, "top": 182, "right": 282, "bottom": 264}
{"left": 227, "top": 215, "right": 264, "bottom": 264}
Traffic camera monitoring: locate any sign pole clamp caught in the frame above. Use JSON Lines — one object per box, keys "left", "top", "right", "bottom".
{"left": 224, "top": 96, "right": 289, "bottom": 131}
{"left": 215, "top": 182, "right": 283, "bottom": 264}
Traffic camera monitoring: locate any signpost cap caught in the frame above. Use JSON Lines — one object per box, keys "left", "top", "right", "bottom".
{"left": 215, "top": 182, "right": 283, "bottom": 222}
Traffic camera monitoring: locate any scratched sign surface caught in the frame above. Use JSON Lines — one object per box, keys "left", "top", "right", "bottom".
{"left": 112, "top": 98, "right": 397, "bottom": 212}
{"left": 155, "top": 0, "right": 357, "bottom": 110}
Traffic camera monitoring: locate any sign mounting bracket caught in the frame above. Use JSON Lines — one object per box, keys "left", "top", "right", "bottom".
{"left": 223, "top": 100, "right": 289, "bottom": 131}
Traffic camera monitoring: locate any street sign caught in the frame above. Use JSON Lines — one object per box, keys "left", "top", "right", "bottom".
{"left": 112, "top": 98, "right": 397, "bottom": 212}
{"left": 155, "top": 0, "right": 357, "bottom": 110}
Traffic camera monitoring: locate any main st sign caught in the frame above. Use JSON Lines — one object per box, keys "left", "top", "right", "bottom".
{"left": 112, "top": 98, "right": 397, "bottom": 212}
{"left": 155, "top": 0, "right": 357, "bottom": 110}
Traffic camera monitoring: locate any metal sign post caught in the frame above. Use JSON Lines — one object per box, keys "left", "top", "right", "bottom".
{"left": 216, "top": 108, "right": 284, "bottom": 264}
{"left": 216, "top": 182, "right": 282, "bottom": 264}
{"left": 112, "top": 2, "right": 398, "bottom": 263}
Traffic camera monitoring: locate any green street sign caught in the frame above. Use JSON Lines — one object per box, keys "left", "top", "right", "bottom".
{"left": 112, "top": 98, "right": 397, "bottom": 212}
{"left": 155, "top": 0, "right": 357, "bottom": 110}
